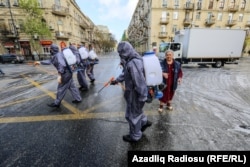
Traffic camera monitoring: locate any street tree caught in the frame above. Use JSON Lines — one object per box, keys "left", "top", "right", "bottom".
{"left": 95, "top": 31, "right": 116, "bottom": 53}
{"left": 121, "top": 30, "right": 128, "bottom": 41}
{"left": 19, "top": 0, "right": 51, "bottom": 59}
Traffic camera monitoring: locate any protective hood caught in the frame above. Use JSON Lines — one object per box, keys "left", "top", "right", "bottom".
{"left": 50, "top": 44, "right": 59, "bottom": 55}
{"left": 69, "top": 45, "right": 79, "bottom": 55}
{"left": 117, "top": 41, "right": 141, "bottom": 61}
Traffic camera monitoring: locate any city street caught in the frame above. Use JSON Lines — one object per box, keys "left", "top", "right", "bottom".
{"left": 0, "top": 53, "right": 250, "bottom": 166}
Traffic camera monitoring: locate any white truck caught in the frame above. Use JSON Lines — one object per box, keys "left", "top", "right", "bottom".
{"left": 158, "top": 28, "right": 246, "bottom": 68}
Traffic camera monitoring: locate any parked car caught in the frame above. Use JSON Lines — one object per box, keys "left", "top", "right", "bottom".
{"left": 0, "top": 54, "right": 24, "bottom": 64}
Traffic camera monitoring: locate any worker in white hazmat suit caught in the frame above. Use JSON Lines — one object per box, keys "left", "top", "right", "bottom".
{"left": 110, "top": 41, "right": 152, "bottom": 142}
{"left": 40, "top": 44, "right": 82, "bottom": 108}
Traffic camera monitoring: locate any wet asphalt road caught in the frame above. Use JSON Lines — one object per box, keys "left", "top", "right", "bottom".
{"left": 0, "top": 53, "right": 250, "bottom": 166}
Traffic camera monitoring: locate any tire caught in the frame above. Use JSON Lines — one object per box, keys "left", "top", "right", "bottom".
{"left": 213, "top": 60, "right": 224, "bottom": 68}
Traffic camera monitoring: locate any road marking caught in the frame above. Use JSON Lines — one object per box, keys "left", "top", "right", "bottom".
{"left": 0, "top": 61, "right": 162, "bottom": 124}
{"left": 0, "top": 110, "right": 160, "bottom": 124}
{"left": 0, "top": 80, "right": 53, "bottom": 92}
{"left": 0, "top": 94, "right": 48, "bottom": 108}
{"left": 21, "top": 74, "right": 81, "bottom": 114}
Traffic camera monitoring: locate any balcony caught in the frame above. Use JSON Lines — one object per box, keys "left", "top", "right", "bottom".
{"left": 246, "top": 21, "right": 250, "bottom": 27}
{"left": 5, "top": 31, "right": 19, "bottom": 38}
{"left": 160, "top": 17, "right": 169, "bottom": 24}
{"left": 228, "top": 5, "right": 239, "bottom": 12}
{"left": 55, "top": 31, "right": 69, "bottom": 40}
{"left": 225, "top": 20, "right": 236, "bottom": 27}
{"left": 183, "top": 18, "right": 192, "bottom": 26}
{"left": 6, "top": 33, "right": 16, "bottom": 38}
{"left": 205, "top": 18, "right": 215, "bottom": 26}
{"left": 79, "top": 21, "right": 89, "bottom": 29}
{"left": 158, "top": 32, "right": 167, "bottom": 38}
{"left": 184, "top": 3, "right": 194, "bottom": 10}
{"left": 52, "top": 4, "right": 69, "bottom": 16}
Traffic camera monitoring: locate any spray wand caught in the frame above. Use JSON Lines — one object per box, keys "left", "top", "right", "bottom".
{"left": 94, "top": 77, "right": 114, "bottom": 96}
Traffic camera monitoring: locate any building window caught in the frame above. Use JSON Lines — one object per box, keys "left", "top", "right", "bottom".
{"left": 217, "top": 13, "right": 223, "bottom": 21}
{"left": 207, "top": 12, "right": 213, "bottom": 20}
{"left": 13, "top": 0, "right": 18, "bottom": 6}
{"left": 162, "top": 11, "right": 167, "bottom": 17}
{"left": 4, "top": 0, "right": 9, "bottom": 7}
{"left": 17, "top": 19, "right": 24, "bottom": 32}
{"left": 172, "top": 25, "right": 178, "bottom": 33}
{"left": 197, "top": 0, "right": 202, "bottom": 10}
{"left": 196, "top": 12, "right": 201, "bottom": 20}
{"left": 57, "top": 19, "right": 63, "bottom": 25}
{"left": 42, "top": 46, "right": 50, "bottom": 55}
{"left": 174, "top": 0, "right": 179, "bottom": 9}
{"left": 37, "top": 0, "right": 42, "bottom": 7}
{"left": 241, "top": 0, "right": 246, "bottom": 9}
{"left": 219, "top": 0, "right": 225, "bottom": 9}
{"left": 161, "top": 25, "right": 166, "bottom": 32}
{"left": 0, "top": 19, "right": 5, "bottom": 32}
{"left": 238, "top": 14, "right": 243, "bottom": 22}
{"left": 208, "top": 0, "right": 213, "bottom": 9}
{"left": 162, "top": 0, "right": 167, "bottom": 7}
{"left": 173, "top": 12, "right": 178, "bottom": 20}
{"left": 55, "top": 0, "right": 61, "bottom": 6}
{"left": 229, "top": 0, "right": 235, "bottom": 8}
{"left": 228, "top": 13, "right": 233, "bottom": 22}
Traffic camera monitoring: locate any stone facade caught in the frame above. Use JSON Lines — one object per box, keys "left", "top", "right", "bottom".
{"left": 0, "top": 0, "right": 99, "bottom": 60}
{"left": 128, "top": 0, "right": 250, "bottom": 54}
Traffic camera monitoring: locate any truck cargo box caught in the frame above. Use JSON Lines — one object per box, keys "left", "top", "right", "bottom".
{"left": 174, "top": 28, "right": 246, "bottom": 59}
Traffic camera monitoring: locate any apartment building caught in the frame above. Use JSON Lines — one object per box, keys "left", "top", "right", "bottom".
{"left": 0, "top": 0, "right": 98, "bottom": 60}
{"left": 127, "top": 0, "right": 250, "bottom": 54}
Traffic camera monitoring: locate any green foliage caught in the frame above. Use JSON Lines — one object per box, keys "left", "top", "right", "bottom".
{"left": 18, "top": 0, "right": 52, "bottom": 54}
{"left": 121, "top": 30, "right": 128, "bottom": 41}
{"left": 19, "top": 0, "right": 42, "bottom": 18}
{"left": 19, "top": 0, "right": 51, "bottom": 37}
{"left": 94, "top": 31, "right": 116, "bottom": 52}
{"left": 22, "top": 18, "right": 51, "bottom": 36}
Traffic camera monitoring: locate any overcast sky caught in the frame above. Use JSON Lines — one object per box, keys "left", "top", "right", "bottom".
{"left": 75, "top": 0, "right": 138, "bottom": 41}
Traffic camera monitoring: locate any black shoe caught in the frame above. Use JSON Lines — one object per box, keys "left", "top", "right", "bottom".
{"left": 72, "top": 100, "right": 82, "bottom": 104}
{"left": 122, "top": 135, "right": 138, "bottom": 143}
{"left": 47, "top": 103, "right": 60, "bottom": 108}
{"left": 79, "top": 86, "right": 84, "bottom": 90}
{"left": 141, "top": 121, "right": 152, "bottom": 132}
{"left": 90, "top": 79, "right": 95, "bottom": 83}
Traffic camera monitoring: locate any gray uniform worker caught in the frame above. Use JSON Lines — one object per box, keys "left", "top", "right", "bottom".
{"left": 73, "top": 44, "right": 89, "bottom": 91}
{"left": 110, "top": 41, "right": 152, "bottom": 142}
{"left": 86, "top": 44, "right": 96, "bottom": 83}
{"left": 42, "top": 44, "right": 82, "bottom": 108}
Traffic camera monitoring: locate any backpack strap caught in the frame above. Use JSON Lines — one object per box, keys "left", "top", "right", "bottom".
{"left": 62, "top": 53, "right": 73, "bottom": 73}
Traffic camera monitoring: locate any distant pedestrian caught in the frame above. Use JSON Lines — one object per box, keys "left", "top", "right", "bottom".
{"left": 0, "top": 68, "right": 4, "bottom": 75}
{"left": 110, "top": 41, "right": 152, "bottom": 142}
{"left": 40, "top": 43, "right": 82, "bottom": 108}
{"left": 77, "top": 43, "right": 89, "bottom": 91}
{"left": 87, "top": 44, "right": 98, "bottom": 84}
{"left": 158, "top": 50, "right": 183, "bottom": 112}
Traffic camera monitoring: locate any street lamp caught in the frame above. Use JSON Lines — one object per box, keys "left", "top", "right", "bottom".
{"left": 0, "top": 0, "right": 20, "bottom": 53}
